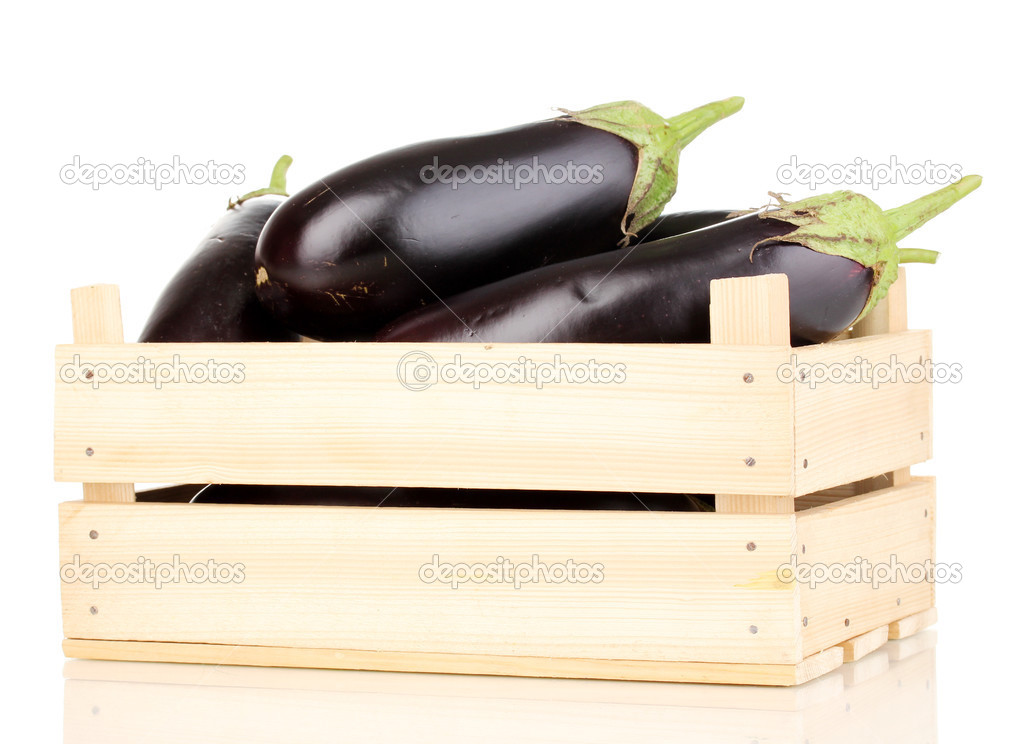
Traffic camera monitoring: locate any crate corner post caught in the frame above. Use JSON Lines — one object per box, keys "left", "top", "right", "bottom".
{"left": 68, "top": 284, "right": 135, "bottom": 504}
{"left": 709, "top": 273, "right": 795, "bottom": 514}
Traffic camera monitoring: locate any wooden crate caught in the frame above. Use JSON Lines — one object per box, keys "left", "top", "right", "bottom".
{"left": 55, "top": 271, "right": 937, "bottom": 686}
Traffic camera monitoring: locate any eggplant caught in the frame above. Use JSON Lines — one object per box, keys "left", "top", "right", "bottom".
{"left": 377, "top": 178, "right": 981, "bottom": 346}
{"left": 191, "top": 484, "right": 712, "bottom": 512}
{"left": 254, "top": 97, "right": 744, "bottom": 339}
{"left": 634, "top": 209, "right": 741, "bottom": 243}
{"left": 139, "top": 156, "right": 301, "bottom": 342}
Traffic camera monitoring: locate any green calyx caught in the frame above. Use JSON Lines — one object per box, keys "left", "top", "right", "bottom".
{"left": 758, "top": 175, "right": 982, "bottom": 323}
{"left": 230, "top": 154, "right": 293, "bottom": 209}
{"left": 559, "top": 96, "right": 744, "bottom": 244}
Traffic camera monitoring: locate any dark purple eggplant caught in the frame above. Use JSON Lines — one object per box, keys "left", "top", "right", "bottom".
{"left": 191, "top": 484, "right": 712, "bottom": 512}
{"left": 139, "top": 156, "right": 301, "bottom": 342}
{"left": 634, "top": 209, "right": 741, "bottom": 243}
{"left": 377, "top": 178, "right": 981, "bottom": 346}
{"left": 254, "top": 97, "right": 744, "bottom": 339}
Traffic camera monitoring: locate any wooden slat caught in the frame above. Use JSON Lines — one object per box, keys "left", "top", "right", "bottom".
{"left": 851, "top": 268, "right": 913, "bottom": 489}
{"left": 709, "top": 274, "right": 796, "bottom": 514}
{"left": 69, "top": 285, "right": 134, "bottom": 504}
{"left": 62, "top": 639, "right": 842, "bottom": 687}
{"left": 792, "top": 330, "right": 932, "bottom": 495}
{"left": 60, "top": 501, "right": 800, "bottom": 664}
{"left": 54, "top": 341, "right": 794, "bottom": 494}
{"left": 796, "top": 478, "right": 935, "bottom": 656}
{"left": 888, "top": 607, "right": 938, "bottom": 640}
{"left": 838, "top": 625, "right": 890, "bottom": 662}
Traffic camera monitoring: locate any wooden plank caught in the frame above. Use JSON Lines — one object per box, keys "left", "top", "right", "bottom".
{"left": 851, "top": 268, "right": 914, "bottom": 489}
{"left": 838, "top": 625, "right": 890, "bottom": 662}
{"left": 795, "top": 478, "right": 935, "bottom": 656}
{"left": 54, "top": 341, "right": 794, "bottom": 495}
{"left": 62, "top": 657, "right": 845, "bottom": 710}
{"left": 709, "top": 274, "right": 796, "bottom": 514}
{"left": 59, "top": 501, "right": 800, "bottom": 664}
{"left": 69, "top": 285, "right": 134, "bottom": 504}
{"left": 791, "top": 330, "right": 932, "bottom": 494}
{"left": 62, "top": 639, "right": 842, "bottom": 687}
{"left": 888, "top": 607, "right": 938, "bottom": 640}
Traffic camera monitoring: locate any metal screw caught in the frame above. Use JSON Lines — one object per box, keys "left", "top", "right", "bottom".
{"left": 746, "top": 542, "right": 757, "bottom": 551}
{"left": 89, "top": 606, "right": 98, "bottom": 615}
{"left": 924, "top": 509, "right": 928, "bottom": 518}
{"left": 744, "top": 457, "right": 756, "bottom": 467}
{"left": 749, "top": 625, "right": 758, "bottom": 634}
{"left": 844, "top": 618, "right": 850, "bottom": 627}
{"left": 897, "top": 598, "right": 902, "bottom": 606}
{"left": 802, "top": 617, "right": 809, "bottom": 627}
{"left": 743, "top": 373, "right": 754, "bottom": 383}
{"left": 85, "top": 369, "right": 94, "bottom": 380}
{"left": 801, "top": 544, "right": 806, "bottom": 555}
{"left": 799, "top": 369, "right": 807, "bottom": 381}
{"left": 802, "top": 459, "right": 808, "bottom": 469}
{"left": 85, "top": 448, "right": 94, "bottom": 457}
{"left": 89, "top": 530, "right": 98, "bottom": 540}
{"left": 920, "top": 432, "right": 925, "bottom": 440}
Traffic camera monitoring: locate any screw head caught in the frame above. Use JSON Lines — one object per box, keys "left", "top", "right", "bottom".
{"left": 743, "top": 373, "right": 754, "bottom": 383}
{"left": 844, "top": 618, "right": 850, "bottom": 627}
{"left": 897, "top": 598, "right": 902, "bottom": 606}
{"left": 746, "top": 542, "right": 757, "bottom": 551}
{"left": 801, "top": 544, "right": 806, "bottom": 555}
{"left": 89, "top": 530, "right": 98, "bottom": 540}
{"left": 802, "top": 459, "right": 808, "bottom": 469}
{"left": 85, "top": 447, "right": 94, "bottom": 457}
{"left": 749, "top": 625, "right": 758, "bottom": 634}
{"left": 84, "top": 369, "right": 94, "bottom": 380}
{"left": 744, "top": 457, "right": 756, "bottom": 467}
{"left": 802, "top": 616, "right": 809, "bottom": 627}
{"left": 89, "top": 606, "right": 98, "bottom": 615}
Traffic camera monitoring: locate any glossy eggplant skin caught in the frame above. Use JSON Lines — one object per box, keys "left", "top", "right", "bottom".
{"left": 376, "top": 213, "right": 874, "bottom": 347}
{"left": 254, "top": 119, "right": 639, "bottom": 339}
{"left": 139, "top": 197, "right": 300, "bottom": 342}
{"left": 191, "top": 484, "right": 711, "bottom": 512}
{"left": 634, "top": 209, "right": 738, "bottom": 243}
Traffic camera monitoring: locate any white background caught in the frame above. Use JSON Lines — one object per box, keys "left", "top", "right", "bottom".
{"left": 3, "top": 1, "right": 1018, "bottom": 739}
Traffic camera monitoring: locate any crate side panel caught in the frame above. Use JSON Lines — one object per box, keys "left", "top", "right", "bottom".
{"left": 796, "top": 478, "right": 936, "bottom": 656}
{"left": 55, "top": 342, "right": 794, "bottom": 494}
{"left": 793, "top": 331, "right": 932, "bottom": 495}
{"left": 60, "top": 502, "right": 800, "bottom": 664}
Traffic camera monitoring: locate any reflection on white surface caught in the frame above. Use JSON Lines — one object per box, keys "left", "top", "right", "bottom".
{"left": 64, "top": 631, "right": 935, "bottom": 743}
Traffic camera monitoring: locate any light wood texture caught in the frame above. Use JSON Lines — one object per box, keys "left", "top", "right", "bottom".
{"left": 850, "top": 268, "right": 914, "bottom": 488}
{"left": 60, "top": 501, "right": 801, "bottom": 664}
{"left": 61, "top": 639, "right": 842, "bottom": 687}
{"left": 710, "top": 274, "right": 796, "bottom": 514}
{"left": 709, "top": 273, "right": 792, "bottom": 346}
{"left": 61, "top": 638, "right": 936, "bottom": 744}
{"left": 796, "top": 478, "right": 935, "bottom": 656}
{"left": 791, "top": 330, "right": 932, "bottom": 494}
{"left": 888, "top": 607, "right": 938, "bottom": 640}
{"left": 838, "top": 625, "right": 890, "bottom": 662}
{"left": 69, "top": 285, "right": 134, "bottom": 504}
{"left": 54, "top": 341, "right": 795, "bottom": 494}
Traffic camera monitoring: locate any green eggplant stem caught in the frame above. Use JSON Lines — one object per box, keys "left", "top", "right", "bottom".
{"left": 231, "top": 155, "right": 293, "bottom": 208}
{"left": 883, "top": 175, "right": 982, "bottom": 242}
{"left": 898, "top": 248, "right": 940, "bottom": 264}
{"left": 666, "top": 96, "right": 745, "bottom": 150}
